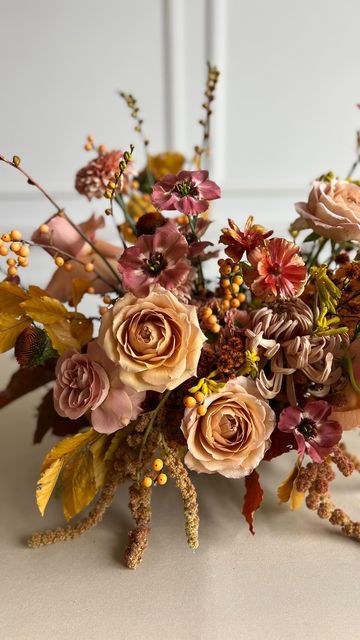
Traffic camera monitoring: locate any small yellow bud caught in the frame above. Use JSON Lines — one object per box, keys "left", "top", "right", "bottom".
{"left": 152, "top": 458, "right": 164, "bottom": 472}
{"left": 55, "top": 256, "right": 64, "bottom": 267}
{"left": 157, "top": 473, "right": 168, "bottom": 486}
{"left": 142, "top": 476, "right": 153, "bottom": 488}
{"left": 12, "top": 155, "right": 21, "bottom": 167}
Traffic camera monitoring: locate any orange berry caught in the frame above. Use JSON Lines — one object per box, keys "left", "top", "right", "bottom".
{"left": 39, "top": 224, "right": 50, "bottom": 234}
{"left": 84, "top": 143, "right": 93, "bottom": 151}
{"left": 18, "top": 245, "right": 30, "bottom": 257}
{"left": 7, "top": 266, "right": 17, "bottom": 276}
{"left": 157, "top": 473, "right": 168, "bottom": 486}
{"left": 230, "top": 298, "right": 240, "bottom": 308}
{"left": 221, "top": 278, "right": 231, "bottom": 288}
{"left": 183, "top": 396, "right": 197, "bottom": 409}
{"left": 217, "top": 258, "right": 226, "bottom": 266}
{"left": 221, "top": 300, "right": 230, "bottom": 311}
{"left": 201, "top": 306, "right": 212, "bottom": 319}
{"left": 207, "top": 314, "right": 217, "bottom": 326}
{"left": 7, "top": 258, "right": 16, "bottom": 266}
{"left": 18, "top": 257, "right": 28, "bottom": 267}
{"left": 10, "top": 242, "right": 21, "bottom": 253}
{"left": 87, "top": 286, "right": 95, "bottom": 294}
{"left": 103, "top": 295, "right": 111, "bottom": 304}
{"left": 87, "top": 135, "right": 95, "bottom": 142}
{"left": 232, "top": 264, "right": 240, "bottom": 272}
{"left": 142, "top": 476, "right": 153, "bottom": 488}
{"left": 98, "top": 144, "right": 106, "bottom": 154}
{"left": 220, "top": 265, "right": 232, "bottom": 276}
{"left": 84, "top": 262, "right": 94, "bottom": 272}
{"left": 194, "top": 391, "right": 205, "bottom": 403}
{"left": 237, "top": 293, "right": 246, "bottom": 303}
{"left": 2, "top": 233, "right": 10, "bottom": 242}
{"left": 212, "top": 323, "right": 221, "bottom": 333}
{"left": 224, "top": 291, "right": 233, "bottom": 300}
{"left": 10, "top": 230, "right": 22, "bottom": 241}
{"left": 231, "top": 283, "right": 240, "bottom": 294}
{"left": 64, "top": 261, "right": 73, "bottom": 272}
{"left": 99, "top": 306, "right": 107, "bottom": 316}
{"left": 55, "top": 256, "right": 64, "bottom": 267}
{"left": 233, "top": 275, "right": 243, "bottom": 285}
{"left": 197, "top": 405, "right": 207, "bottom": 417}
{"left": 0, "top": 246, "right": 9, "bottom": 256}
{"left": 152, "top": 458, "right": 164, "bottom": 472}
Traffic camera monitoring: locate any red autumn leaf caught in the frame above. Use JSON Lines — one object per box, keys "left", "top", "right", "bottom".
{"left": 0, "top": 359, "right": 56, "bottom": 409}
{"left": 34, "top": 388, "right": 88, "bottom": 443}
{"left": 242, "top": 469, "right": 264, "bottom": 535}
{"left": 263, "top": 427, "right": 296, "bottom": 461}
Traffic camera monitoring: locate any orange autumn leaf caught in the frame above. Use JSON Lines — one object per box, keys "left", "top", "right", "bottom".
{"left": 242, "top": 469, "right": 264, "bottom": 535}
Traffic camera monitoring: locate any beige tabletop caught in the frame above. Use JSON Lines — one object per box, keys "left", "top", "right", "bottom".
{"left": 1, "top": 354, "right": 360, "bottom": 640}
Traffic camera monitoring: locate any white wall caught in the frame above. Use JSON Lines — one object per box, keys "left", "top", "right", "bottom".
{"left": 1, "top": 0, "right": 360, "bottom": 249}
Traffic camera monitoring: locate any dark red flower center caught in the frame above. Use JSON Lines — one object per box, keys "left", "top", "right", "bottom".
{"left": 144, "top": 252, "right": 167, "bottom": 276}
{"left": 174, "top": 179, "right": 198, "bottom": 198}
{"left": 297, "top": 418, "right": 317, "bottom": 440}
{"left": 268, "top": 261, "right": 282, "bottom": 276}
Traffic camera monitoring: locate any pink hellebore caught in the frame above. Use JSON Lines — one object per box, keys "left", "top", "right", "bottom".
{"left": 118, "top": 221, "right": 194, "bottom": 297}
{"left": 278, "top": 400, "right": 342, "bottom": 462}
{"left": 151, "top": 170, "right": 221, "bottom": 215}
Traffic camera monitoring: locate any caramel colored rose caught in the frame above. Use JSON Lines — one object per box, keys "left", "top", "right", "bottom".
{"left": 181, "top": 377, "right": 276, "bottom": 478}
{"left": 98, "top": 286, "right": 206, "bottom": 393}
{"left": 295, "top": 180, "right": 360, "bottom": 241}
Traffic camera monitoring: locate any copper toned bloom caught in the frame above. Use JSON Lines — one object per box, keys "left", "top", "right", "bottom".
{"left": 75, "top": 150, "right": 133, "bottom": 200}
{"left": 220, "top": 216, "right": 272, "bottom": 261}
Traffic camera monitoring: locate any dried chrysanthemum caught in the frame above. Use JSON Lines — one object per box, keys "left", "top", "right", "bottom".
{"left": 75, "top": 150, "right": 134, "bottom": 200}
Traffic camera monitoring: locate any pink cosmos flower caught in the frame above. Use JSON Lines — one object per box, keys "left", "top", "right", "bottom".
{"left": 278, "top": 400, "right": 342, "bottom": 462}
{"left": 245, "top": 238, "right": 307, "bottom": 299}
{"left": 118, "top": 220, "right": 194, "bottom": 297}
{"left": 220, "top": 216, "right": 272, "bottom": 261}
{"left": 54, "top": 342, "right": 145, "bottom": 434}
{"left": 151, "top": 170, "right": 221, "bottom": 215}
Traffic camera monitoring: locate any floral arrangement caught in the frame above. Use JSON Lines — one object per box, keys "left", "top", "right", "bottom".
{"left": 1, "top": 64, "right": 360, "bottom": 569}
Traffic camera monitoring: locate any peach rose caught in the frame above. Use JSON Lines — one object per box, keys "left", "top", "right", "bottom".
{"left": 181, "top": 377, "right": 276, "bottom": 478}
{"left": 295, "top": 180, "right": 360, "bottom": 242}
{"left": 98, "top": 285, "right": 206, "bottom": 393}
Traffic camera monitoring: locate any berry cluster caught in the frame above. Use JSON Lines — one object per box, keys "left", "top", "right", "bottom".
{"left": 218, "top": 258, "right": 246, "bottom": 310}
{"left": 142, "top": 458, "right": 168, "bottom": 488}
{"left": 0, "top": 230, "right": 30, "bottom": 275}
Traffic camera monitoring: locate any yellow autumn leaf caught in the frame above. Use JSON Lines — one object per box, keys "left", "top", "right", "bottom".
{"left": 61, "top": 449, "right": 97, "bottom": 521}
{"left": 289, "top": 484, "right": 305, "bottom": 511}
{"left": 36, "top": 458, "right": 63, "bottom": 516}
{"left": 20, "top": 295, "right": 68, "bottom": 324}
{"left": 69, "top": 314, "right": 93, "bottom": 347}
{"left": 71, "top": 278, "right": 91, "bottom": 307}
{"left": 277, "top": 460, "right": 305, "bottom": 511}
{"left": 91, "top": 435, "right": 109, "bottom": 490}
{"left": 104, "top": 428, "right": 129, "bottom": 462}
{"left": 0, "top": 281, "right": 29, "bottom": 315}
{"left": 27, "top": 285, "right": 49, "bottom": 298}
{"left": 45, "top": 321, "right": 79, "bottom": 354}
{"left": 0, "top": 314, "right": 31, "bottom": 353}
{"left": 41, "top": 428, "right": 98, "bottom": 473}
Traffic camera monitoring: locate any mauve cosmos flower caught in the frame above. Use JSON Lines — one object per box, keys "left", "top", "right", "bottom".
{"left": 220, "top": 216, "right": 272, "bottom": 261}
{"left": 118, "top": 221, "right": 194, "bottom": 297}
{"left": 151, "top": 170, "right": 221, "bottom": 215}
{"left": 245, "top": 238, "right": 307, "bottom": 300}
{"left": 278, "top": 400, "right": 342, "bottom": 462}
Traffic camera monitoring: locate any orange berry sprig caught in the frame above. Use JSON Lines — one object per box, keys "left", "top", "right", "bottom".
{"left": 183, "top": 372, "right": 225, "bottom": 417}
{"left": 0, "top": 230, "right": 30, "bottom": 275}
{"left": 83, "top": 135, "right": 107, "bottom": 155}
{"left": 142, "top": 458, "right": 168, "bottom": 488}
{"left": 200, "top": 306, "right": 221, "bottom": 334}
{"left": 218, "top": 258, "right": 246, "bottom": 310}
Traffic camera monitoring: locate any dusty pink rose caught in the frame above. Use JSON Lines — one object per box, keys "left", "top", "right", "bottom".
{"left": 245, "top": 238, "right": 307, "bottom": 300}
{"left": 278, "top": 400, "right": 342, "bottom": 462}
{"left": 295, "top": 180, "right": 360, "bottom": 242}
{"left": 54, "top": 343, "right": 145, "bottom": 433}
{"left": 181, "top": 377, "right": 276, "bottom": 478}
{"left": 151, "top": 170, "right": 221, "bottom": 215}
{"left": 118, "top": 220, "right": 194, "bottom": 297}
{"left": 32, "top": 214, "right": 123, "bottom": 301}
{"left": 98, "top": 285, "right": 206, "bottom": 393}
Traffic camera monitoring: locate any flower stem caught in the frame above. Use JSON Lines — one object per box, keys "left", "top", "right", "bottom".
{"left": 137, "top": 390, "right": 171, "bottom": 479}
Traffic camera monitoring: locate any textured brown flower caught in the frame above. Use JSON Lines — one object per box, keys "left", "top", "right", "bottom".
{"left": 217, "top": 335, "right": 246, "bottom": 378}
{"left": 75, "top": 150, "right": 133, "bottom": 200}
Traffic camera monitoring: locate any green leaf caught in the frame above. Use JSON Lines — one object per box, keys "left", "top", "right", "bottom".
{"left": 303, "top": 232, "right": 320, "bottom": 243}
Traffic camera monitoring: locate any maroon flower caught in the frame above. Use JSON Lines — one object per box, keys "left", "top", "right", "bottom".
{"left": 278, "top": 400, "right": 342, "bottom": 462}
{"left": 151, "top": 170, "right": 221, "bottom": 215}
{"left": 220, "top": 216, "right": 272, "bottom": 261}
{"left": 118, "top": 221, "right": 194, "bottom": 297}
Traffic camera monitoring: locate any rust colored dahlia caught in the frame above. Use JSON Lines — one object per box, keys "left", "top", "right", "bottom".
{"left": 75, "top": 150, "right": 133, "bottom": 200}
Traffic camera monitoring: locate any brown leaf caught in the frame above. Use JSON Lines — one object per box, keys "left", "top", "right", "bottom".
{"left": 69, "top": 314, "right": 93, "bottom": 347}
{"left": 263, "top": 427, "right": 296, "bottom": 461}
{"left": 71, "top": 278, "right": 91, "bottom": 307}
{"left": 34, "top": 388, "right": 88, "bottom": 443}
{"left": 242, "top": 469, "right": 264, "bottom": 535}
{"left": 0, "top": 281, "right": 28, "bottom": 315}
{"left": 0, "top": 359, "right": 56, "bottom": 409}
